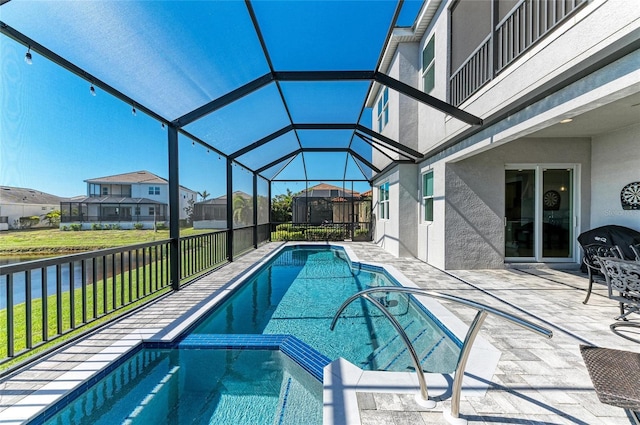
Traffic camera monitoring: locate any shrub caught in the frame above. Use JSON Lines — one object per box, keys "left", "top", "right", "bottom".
{"left": 61, "top": 225, "right": 69, "bottom": 231}
{"left": 155, "top": 222, "right": 168, "bottom": 230}
{"left": 19, "top": 216, "right": 40, "bottom": 229}
{"left": 70, "top": 223, "right": 82, "bottom": 231}
{"left": 133, "top": 223, "right": 144, "bottom": 230}
{"left": 92, "top": 223, "right": 103, "bottom": 230}
{"left": 305, "top": 227, "right": 345, "bottom": 241}
{"left": 275, "top": 223, "right": 306, "bottom": 233}
{"left": 355, "top": 229, "right": 369, "bottom": 237}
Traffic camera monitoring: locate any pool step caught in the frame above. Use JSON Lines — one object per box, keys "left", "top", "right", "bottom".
{"left": 362, "top": 318, "right": 454, "bottom": 372}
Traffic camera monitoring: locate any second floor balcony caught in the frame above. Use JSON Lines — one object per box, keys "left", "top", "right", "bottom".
{"left": 450, "top": 0, "right": 587, "bottom": 106}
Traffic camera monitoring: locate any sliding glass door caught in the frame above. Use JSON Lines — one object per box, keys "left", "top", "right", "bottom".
{"left": 505, "top": 165, "right": 576, "bottom": 262}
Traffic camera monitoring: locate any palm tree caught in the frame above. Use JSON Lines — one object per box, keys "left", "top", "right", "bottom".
{"left": 232, "top": 194, "right": 252, "bottom": 226}
{"left": 198, "top": 190, "right": 210, "bottom": 201}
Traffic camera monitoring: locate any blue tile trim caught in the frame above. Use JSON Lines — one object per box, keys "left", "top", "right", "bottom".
{"left": 280, "top": 336, "right": 331, "bottom": 382}
{"left": 277, "top": 377, "right": 292, "bottom": 425}
{"left": 175, "top": 334, "right": 330, "bottom": 382}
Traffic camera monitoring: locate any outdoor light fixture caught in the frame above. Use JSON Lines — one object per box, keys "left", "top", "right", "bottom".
{"left": 560, "top": 118, "right": 573, "bottom": 124}
{"left": 132, "top": 105, "right": 137, "bottom": 116}
{"left": 24, "top": 47, "right": 32, "bottom": 65}
{"left": 161, "top": 122, "right": 165, "bottom": 129}
{"left": 90, "top": 85, "right": 96, "bottom": 96}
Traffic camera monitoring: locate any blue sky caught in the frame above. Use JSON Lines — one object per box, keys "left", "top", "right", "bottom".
{"left": 0, "top": 1, "right": 422, "bottom": 199}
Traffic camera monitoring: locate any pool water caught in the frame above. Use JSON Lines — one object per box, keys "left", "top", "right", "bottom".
{"left": 43, "top": 348, "right": 322, "bottom": 425}
{"left": 192, "top": 247, "right": 461, "bottom": 373}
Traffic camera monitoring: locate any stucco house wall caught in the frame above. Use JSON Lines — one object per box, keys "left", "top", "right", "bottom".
{"left": 590, "top": 123, "right": 640, "bottom": 230}
{"left": 439, "top": 138, "right": 591, "bottom": 270}
{"left": 373, "top": 164, "right": 419, "bottom": 258}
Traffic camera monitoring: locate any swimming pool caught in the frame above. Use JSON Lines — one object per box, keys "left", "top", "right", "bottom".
{"left": 33, "top": 245, "right": 462, "bottom": 425}
{"left": 191, "top": 246, "right": 461, "bottom": 373}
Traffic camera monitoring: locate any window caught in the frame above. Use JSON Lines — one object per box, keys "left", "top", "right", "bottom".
{"left": 149, "top": 207, "right": 155, "bottom": 216}
{"left": 422, "top": 35, "right": 435, "bottom": 93}
{"left": 378, "top": 182, "right": 389, "bottom": 220}
{"left": 102, "top": 186, "right": 109, "bottom": 195}
{"left": 422, "top": 172, "right": 434, "bottom": 221}
{"left": 89, "top": 183, "right": 101, "bottom": 197}
{"left": 376, "top": 87, "right": 389, "bottom": 132}
{"left": 134, "top": 206, "right": 140, "bottom": 215}
{"left": 148, "top": 186, "right": 160, "bottom": 195}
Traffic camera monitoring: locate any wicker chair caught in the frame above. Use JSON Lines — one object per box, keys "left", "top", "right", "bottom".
{"left": 580, "top": 345, "right": 640, "bottom": 420}
{"left": 580, "top": 243, "right": 623, "bottom": 304}
{"left": 631, "top": 244, "right": 640, "bottom": 262}
{"left": 596, "top": 256, "right": 640, "bottom": 343}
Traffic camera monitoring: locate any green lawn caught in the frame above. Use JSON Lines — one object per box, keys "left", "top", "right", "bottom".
{"left": 0, "top": 227, "right": 211, "bottom": 254}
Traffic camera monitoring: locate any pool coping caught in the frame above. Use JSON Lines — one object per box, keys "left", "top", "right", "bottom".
{"left": 5, "top": 242, "right": 500, "bottom": 425}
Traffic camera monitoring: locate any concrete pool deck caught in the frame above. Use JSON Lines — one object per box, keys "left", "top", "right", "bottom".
{"left": 1, "top": 241, "right": 638, "bottom": 424}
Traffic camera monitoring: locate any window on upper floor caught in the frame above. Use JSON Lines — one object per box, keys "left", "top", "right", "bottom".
{"left": 422, "top": 35, "right": 435, "bottom": 93}
{"left": 149, "top": 186, "right": 160, "bottom": 195}
{"left": 102, "top": 186, "right": 109, "bottom": 195}
{"left": 378, "top": 182, "right": 389, "bottom": 220}
{"left": 422, "top": 172, "right": 434, "bottom": 222}
{"left": 376, "top": 87, "right": 389, "bottom": 132}
{"left": 89, "top": 183, "right": 101, "bottom": 197}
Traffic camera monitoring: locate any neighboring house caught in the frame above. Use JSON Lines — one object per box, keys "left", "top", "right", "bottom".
{"left": 292, "top": 183, "right": 370, "bottom": 224}
{"left": 369, "top": 0, "right": 639, "bottom": 269}
{"left": 0, "top": 186, "right": 65, "bottom": 230}
{"left": 192, "top": 191, "right": 254, "bottom": 230}
{"left": 60, "top": 170, "right": 197, "bottom": 229}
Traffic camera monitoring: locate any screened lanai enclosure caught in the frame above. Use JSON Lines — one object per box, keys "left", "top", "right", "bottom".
{"left": 0, "top": 1, "right": 481, "bottom": 364}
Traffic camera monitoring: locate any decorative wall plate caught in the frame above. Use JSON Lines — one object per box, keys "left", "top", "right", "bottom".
{"left": 543, "top": 190, "right": 560, "bottom": 210}
{"left": 621, "top": 181, "right": 640, "bottom": 210}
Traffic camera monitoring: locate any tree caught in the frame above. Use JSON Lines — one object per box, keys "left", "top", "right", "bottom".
{"left": 44, "top": 210, "right": 61, "bottom": 227}
{"left": 271, "top": 189, "right": 293, "bottom": 223}
{"left": 184, "top": 198, "right": 196, "bottom": 225}
{"left": 198, "top": 190, "right": 210, "bottom": 201}
{"left": 232, "top": 194, "right": 252, "bottom": 226}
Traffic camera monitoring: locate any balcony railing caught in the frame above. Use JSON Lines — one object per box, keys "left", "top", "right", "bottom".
{"left": 450, "top": 0, "right": 587, "bottom": 106}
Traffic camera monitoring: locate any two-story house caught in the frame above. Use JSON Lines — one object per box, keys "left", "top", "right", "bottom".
{"left": 369, "top": 0, "right": 639, "bottom": 269}
{"left": 60, "top": 170, "right": 197, "bottom": 229}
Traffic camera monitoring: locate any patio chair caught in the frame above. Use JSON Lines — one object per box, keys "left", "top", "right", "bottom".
{"left": 579, "top": 345, "right": 640, "bottom": 422}
{"left": 596, "top": 256, "right": 640, "bottom": 343}
{"left": 580, "top": 243, "right": 623, "bottom": 304}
